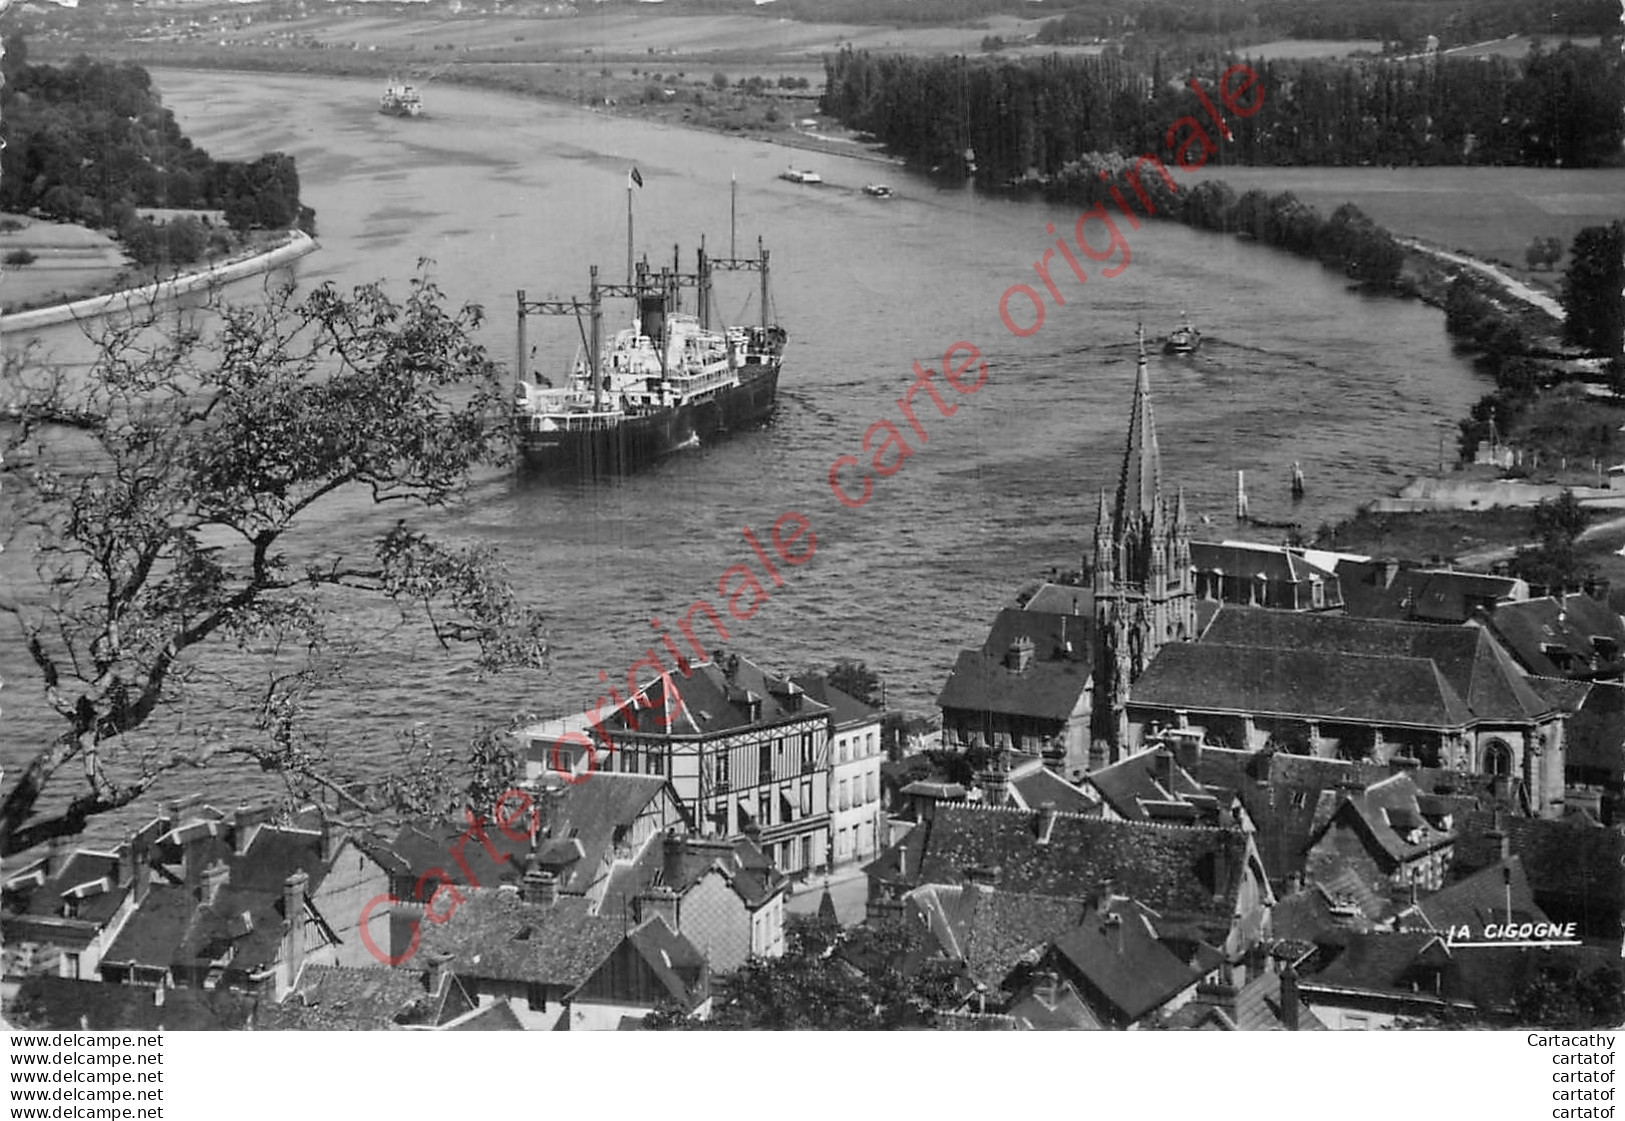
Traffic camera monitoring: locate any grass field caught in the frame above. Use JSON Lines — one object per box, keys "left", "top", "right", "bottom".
{"left": 0, "top": 218, "right": 129, "bottom": 312}
{"left": 203, "top": 10, "right": 1051, "bottom": 61}
{"left": 1189, "top": 165, "right": 1625, "bottom": 286}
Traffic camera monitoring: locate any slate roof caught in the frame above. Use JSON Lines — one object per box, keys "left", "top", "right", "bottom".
{"left": 1452, "top": 811, "right": 1625, "bottom": 933}
{"left": 906, "top": 884, "right": 1087, "bottom": 987}
{"left": 937, "top": 608, "right": 1094, "bottom": 721}
{"left": 415, "top": 891, "right": 623, "bottom": 989}
{"left": 1338, "top": 561, "right": 1522, "bottom": 623}
{"left": 1269, "top": 884, "right": 1377, "bottom": 943}
{"left": 1162, "top": 968, "right": 1328, "bottom": 1030}
{"left": 1021, "top": 582, "right": 1095, "bottom": 617}
{"left": 535, "top": 773, "right": 676, "bottom": 895}
{"left": 1310, "top": 773, "right": 1455, "bottom": 866}
{"left": 1393, "top": 857, "right": 1547, "bottom": 934}
{"left": 386, "top": 818, "right": 533, "bottom": 896}
{"left": 1087, "top": 749, "right": 1215, "bottom": 824}
{"left": 1005, "top": 975, "right": 1104, "bottom": 1029}
{"left": 101, "top": 884, "right": 196, "bottom": 970}
{"left": 1046, "top": 908, "right": 1199, "bottom": 1023}
{"left": 1485, "top": 593, "right": 1625, "bottom": 679}
{"left": 446, "top": 1001, "right": 526, "bottom": 1030}
{"left": 256, "top": 965, "right": 468, "bottom": 1030}
{"left": 102, "top": 825, "right": 362, "bottom": 978}
{"left": 792, "top": 673, "right": 882, "bottom": 729}
{"left": 1198, "top": 606, "right": 1552, "bottom": 724}
{"left": 1009, "top": 766, "right": 1100, "bottom": 815}
{"left": 1190, "top": 541, "right": 1343, "bottom": 608}
{"left": 1302, "top": 932, "right": 1614, "bottom": 1016}
{"left": 585, "top": 915, "right": 709, "bottom": 1010}
{"left": 1566, "top": 681, "right": 1625, "bottom": 782}
{"left": 5, "top": 850, "right": 128, "bottom": 925}
{"left": 870, "top": 804, "right": 1259, "bottom": 939}
{"left": 3, "top": 976, "right": 254, "bottom": 1031}
{"left": 1130, "top": 643, "right": 1474, "bottom": 729}
{"left": 661, "top": 835, "right": 786, "bottom": 909}
{"left": 620, "top": 650, "right": 830, "bottom": 737}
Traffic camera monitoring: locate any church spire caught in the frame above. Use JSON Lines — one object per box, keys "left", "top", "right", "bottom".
{"left": 1112, "top": 325, "right": 1163, "bottom": 539}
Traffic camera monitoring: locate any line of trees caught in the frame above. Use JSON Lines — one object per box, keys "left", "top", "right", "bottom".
{"left": 0, "top": 42, "right": 315, "bottom": 240}
{"left": 821, "top": 41, "right": 1624, "bottom": 183}
{"left": 1046, "top": 152, "right": 1409, "bottom": 290}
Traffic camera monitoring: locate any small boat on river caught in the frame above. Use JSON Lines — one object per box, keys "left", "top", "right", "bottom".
{"left": 779, "top": 167, "right": 823, "bottom": 185}
{"left": 862, "top": 184, "right": 893, "bottom": 198}
{"left": 380, "top": 78, "right": 423, "bottom": 118}
{"left": 1164, "top": 313, "right": 1201, "bottom": 355}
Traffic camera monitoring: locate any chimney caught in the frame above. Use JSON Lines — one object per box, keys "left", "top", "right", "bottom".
{"left": 281, "top": 870, "right": 309, "bottom": 994}
{"left": 1035, "top": 802, "right": 1057, "bottom": 846}
{"left": 1155, "top": 748, "right": 1178, "bottom": 796}
{"left": 1095, "top": 877, "right": 1117, "bottom": 917}
{"left": 1280, "top": 963, "right": 1300, "bottom": 1031}
{"left": 662, "top": 829, "right": 688, "bottom": 887}
{"left": 1171, "top": 729, "right": 1201, "bottom": 774}
{"left": 232, "top": 804, "right": 255, "bottom": 856}
{"left": 634, "top": 885, "right": 680, "bottom": 931}
{"left": 523, "top": 868, "right": 559, "bottom": 907}
{"left": 199, "top": 859, "right": 230, "bottom": 905}
{"left": 1103, "top": 911, "right": 1124, "bottom": 955}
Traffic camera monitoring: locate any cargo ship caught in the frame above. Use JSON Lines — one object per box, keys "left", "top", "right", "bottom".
{"left": 513, "top": 241, "right": 786, "bottom": 474}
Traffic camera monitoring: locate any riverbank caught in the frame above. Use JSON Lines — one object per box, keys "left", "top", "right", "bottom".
{"left": 0, "top": 229, "right": 318, "bottom": 334}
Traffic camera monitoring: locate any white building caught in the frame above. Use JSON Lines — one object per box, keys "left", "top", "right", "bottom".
{"left": 795, "top": 674, "right": 884, "bottom": 869}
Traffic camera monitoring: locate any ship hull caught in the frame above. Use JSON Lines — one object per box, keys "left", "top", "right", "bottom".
{"left": 516, "top": 365, "right": 780, "bottom": 474}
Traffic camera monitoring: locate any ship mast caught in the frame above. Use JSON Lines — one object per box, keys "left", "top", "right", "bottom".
{"left": 590, "top": 265, "right": 602, "bottom": 414}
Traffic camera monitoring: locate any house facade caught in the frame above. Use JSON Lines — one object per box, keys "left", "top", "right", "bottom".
{"left": 795, "top": 674, "right": 885, "bottom": 869}
{"left": 601, "top": 650, "right": 833, "bottom": 876}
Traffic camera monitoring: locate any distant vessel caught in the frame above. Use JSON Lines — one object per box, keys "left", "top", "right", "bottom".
{"left": 380, "top": 78, "right": 423, "bottom": 118}
{"left": 1164, "top": 313, "right": 1201, "bottom": 355}
{"left": 779, "top": 167, "right": 822, "bottom": 185}
{"left": 513, "top": 244, "right": 786, "bottom": 474}
{"left": 862, "top": 183, "right": 893, "bottom": 198}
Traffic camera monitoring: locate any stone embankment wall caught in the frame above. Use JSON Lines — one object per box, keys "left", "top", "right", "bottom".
{"left": 1, "top": 230, "right": 318, "bottom": 334}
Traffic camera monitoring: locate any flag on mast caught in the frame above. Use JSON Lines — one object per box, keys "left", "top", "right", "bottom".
{"left": 629, "top": 166, "right": 644, "bottom": 189}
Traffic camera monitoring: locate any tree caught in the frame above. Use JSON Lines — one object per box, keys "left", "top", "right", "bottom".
{"left": 827, "top": 658, "right": 881, "bottom": 706}
{"left": 1562, "top": 221, "right": 1625, "bottom": 356}
{"left": 1511, "top": 489, "right": 1593, "bottom": 592}
{"left": 711, "top": 71, "right": 729, "bottom": 91}
{"left": 0, "top": 271, "right": 547, "bottom": 856}
{"left": 646, "top": 917, "right": 959, "bottom": 1029}
{"left": 1526, "top": 235, "right": 1562, "bottom": 271}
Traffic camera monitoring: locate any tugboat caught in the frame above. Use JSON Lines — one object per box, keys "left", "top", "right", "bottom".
{"left": 779, "top": 166, "right": 822, "bottom": 185}
{"left": 512, "top": 242, "right": 786, "bottom": 474}
{"left": 380, "top": 78, "right": 423, "bottom": 118}
{"left": 1164, "top": 312, "right": 1201, "bottom": 355}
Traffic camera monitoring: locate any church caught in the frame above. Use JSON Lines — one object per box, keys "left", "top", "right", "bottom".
{"left": 937, "top": 330, "right": 1573, "bottom": 818}
{"left": 937, "top": 331, "right": 1193, "bottom": 774}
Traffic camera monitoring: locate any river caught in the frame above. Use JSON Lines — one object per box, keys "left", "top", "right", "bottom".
{"left": 0, "top": 70, "right": 1492, "bottom": 844}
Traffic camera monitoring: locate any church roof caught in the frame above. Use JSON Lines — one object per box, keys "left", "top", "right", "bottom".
{"left": 1198, "top": 607, "right": 1552, "bottom": 724}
